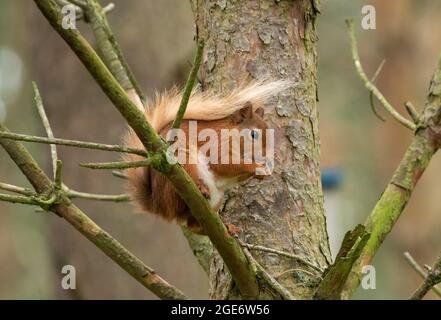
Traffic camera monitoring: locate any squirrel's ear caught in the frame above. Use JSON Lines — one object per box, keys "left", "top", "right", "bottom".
{"left": 232, "top": 102, "right": 253, "bottom": 123}
{"left": 255, "top": 107, "right": 264, "bottom": 117}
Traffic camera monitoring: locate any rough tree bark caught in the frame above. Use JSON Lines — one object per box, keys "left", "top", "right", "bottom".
{"left": 194, "top": 0, "right": 331, "bottom": 299}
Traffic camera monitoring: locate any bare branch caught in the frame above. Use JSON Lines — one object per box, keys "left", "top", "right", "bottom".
{"left": 371, "top": 59, "right": 386, "bottom": 83}
{"left": 405, "top": 101, "right": 420, "bottom": 124}
{"left": 67, "top": 188, "right": 130, "bottom": 202}
{"left": 112, "top": 170, "right": 128, "bottom": 179}
{"left": 31, "top": 83, "right": 128, "bottom": 203}
{"left": 0, "top": 193, "right": 41, "bottom": 206}
{"left": 68, "top": 0, "right": 87, "bottom": 8}
{"left": 242, "top": 247, "right": 295, "bottom": 300}
{"left": 275, "top": 268, "right": 320, "bottom": 280}
{"left": 0, "top": 122, "right": 187, "bottom": 299}
{"left": 404, "top": 252, "right": 441, "bottom": 298}
{"left": 34, "top": 0, "right": 258, "bottom": 298}
{"left": 56, "top": 0, "right": 114, "bottom": 21}
{"left": 369, "top": 92, "right": 386, "bottom": 122}
{"left": 346, "top": 19, "right": 416, "bottom": 131}
{"left": 84, "top": 0, "right": 146, "bottom": 105}
{"left": 171, "top": 40, "right": 204, "bottom": 130}
{"left": 240, "top": 242, "right": 323, "bottom": 274}
{"left": 0, "top": 182, "right": 34, "bottom": 196}
{"left": 0, "top": 131, "right": 147, "bottom": 156}
{"left": 0, "top": 181, "right": 128, "bottom": 203}
{"left": 404, "top": 252, "right": 430, "bottom": 278}
{"left": 55, "top": 0, "right": 83, "bottom": 12}
{"left": 101, "top": 2, "right": 114, "bottom": 14}
{"left": 54, "top": 160, "right": 63, "bottom": 190}
{"left": 411, "top": 254, "right": 441, "bottom": 300}
{"left": 369, "top": 59, "right": 386, "bottom": 122}
{"left": 341, "top": 52, "right": 441, "bottom": 298}
{"left": 80, "top": 159, "right": 152, "bottom": 170}
{"left": 33, "top": 81, "right": 58, "bottom": 178}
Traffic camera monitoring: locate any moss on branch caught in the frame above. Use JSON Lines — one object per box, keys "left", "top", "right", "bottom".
{"left": 314, "top": 225, "right": 369, "bottom": 299}
{"left": 341, "top": 37, "right": 441, "bottom": 298}
{"left": 0, "top": 122, "right": 187, "bottom": 300}
{"left": 34, "top": 0, "right": 258, "bottom": 298}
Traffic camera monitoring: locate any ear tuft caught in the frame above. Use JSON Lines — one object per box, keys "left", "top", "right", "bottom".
{"left": 255, "top": 107, "right": 264, "bottom": 117}
{"left": 232, "top": 101, "right": 253, "bottom": 123}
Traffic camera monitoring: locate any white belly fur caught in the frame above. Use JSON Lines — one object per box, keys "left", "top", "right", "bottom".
{"left": 197, "top": 154, "right": 224, "bottom": 208}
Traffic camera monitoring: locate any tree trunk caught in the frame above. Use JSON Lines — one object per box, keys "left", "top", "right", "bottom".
{"left": 194, "top": 0, "right": 331, "bottom": 299}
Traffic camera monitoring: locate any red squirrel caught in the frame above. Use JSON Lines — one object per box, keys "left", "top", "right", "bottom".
{"left": 123, "top": 81, "right": 287, "bottom": 233}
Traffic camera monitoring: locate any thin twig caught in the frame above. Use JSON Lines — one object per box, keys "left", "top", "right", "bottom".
{"left": 35, "top": 0, "right": 258, "bottom": 298}
{"left": 0, "top": 182, "right": 34, "bottom": 196}
{"left": 0, "top": 193, "right": 41, "bottom": 206}
{"left": 0, "top": 122, "right": 187, "bottom": 300}
{"left": 369, "top": 59, "right": 386, "bottom": 122}
{"left": 67, "top": 188, "right": 130, "bottom": 202}
{"left": 33, "top": 83, "right": 122, "bottom": 202}
{"left": 101, "top": 2, "right": 114, "bottom": 14}
{"left": 404, "top": 252, "right": 441, "bottom": 298}
{"left": 0, "top": 131, "right": 147, "bottom": 156}
{"left": 408, "top": 252, "right": 441, "bottom": 299}
{"left": 274, "top": 268, "right": 320, "bottom": 280}
{"left": 0, "top": 181, "right": 128, "bottom": 203}
{"left": 56, "top": 0, "right": 84, "bottom": 10}
{"left": 80, "top": 159, "right": 152, "bottom": 170}
{"left": 4, "top": 92, "right": 131, "bottom": 204}
{"left": 241, "top": 242, "right": 324, "bottom": 274}
{"left": 33, "top": 82, "right": 59, "bottom": 179}
{"left": 57, "top": 0, "right": 114, "bottom": 20}
{"left": 85, "top": 0, "right": 146, "bottom": 105}
{"left": 54, "top": 160, "right": 63, "bottom": 190}
{"left": 371, "top": 59, "right": 386, "bottom": 83}
{"left": 171, "top": 40, "right": 204, "bottom": 130}
{"left": 68, "top": 0, "right": 86, "bottom": 9}
{"left": 405, "top": 102, "right": 420, "bottom": 124}
{"left": 369, "top": 93, "right": 386, "bottom": 122}
{"left": 242, "top": 247, "right": 295, "bottom": 300}
{"left": 341, "top": 30, "right": 441, "bottom": 299}
{"left": 112, "top": 170, "right": 128, "bottom": 179}
{"left": 404, "top": 252, "right": 429, "bottom": 278}
{"left": 345, "top": 19, "right": 416, "bottom": 131}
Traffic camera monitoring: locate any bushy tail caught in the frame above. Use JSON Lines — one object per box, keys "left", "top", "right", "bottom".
{"left": 123, "top": 125, "right": 151, "bottom": 213}
{"left": 146, "top": 80, "right": 290, "bottom": 132}
{"left": 123, "top": 80, "right": 290, "bottom": 214}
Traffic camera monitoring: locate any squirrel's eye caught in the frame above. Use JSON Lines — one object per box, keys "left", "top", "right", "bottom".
{"left": 250, "top": 129, "right": 259, "bottom": 140}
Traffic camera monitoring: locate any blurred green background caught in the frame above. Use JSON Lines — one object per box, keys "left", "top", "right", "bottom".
{"left": 0, "top": 0, "right": 440, "bottom": 299}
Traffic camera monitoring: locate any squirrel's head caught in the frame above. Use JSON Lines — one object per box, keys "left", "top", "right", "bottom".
{"left": 205, "top": 102, "right": 274, "bottom": 180}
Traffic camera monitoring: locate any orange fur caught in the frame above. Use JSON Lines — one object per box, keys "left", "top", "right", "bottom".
{"left": 123, "top": 82, "right": 287, "bottom": 233}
